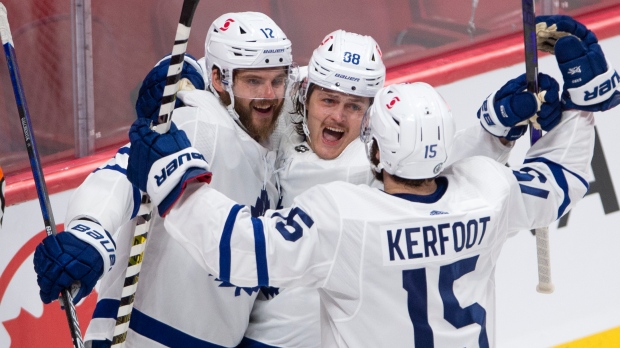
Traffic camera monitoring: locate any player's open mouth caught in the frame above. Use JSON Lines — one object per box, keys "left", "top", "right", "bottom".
{"left": 253, "top": 104, "right": 274, "bottom": 116}
{"left": 322, "top": 126, "right": 345, "bottom": 145}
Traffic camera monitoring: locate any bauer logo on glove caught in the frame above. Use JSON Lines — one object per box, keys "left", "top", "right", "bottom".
{"left": 536, "top": 15, "right": 620, "bottom": 111}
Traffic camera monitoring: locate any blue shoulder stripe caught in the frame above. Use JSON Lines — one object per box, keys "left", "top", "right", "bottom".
{"left": 252, "top": 217, "right": 269, "bottom": 287}
{"left": 220, "top": 204, "right": 244, "bottom": 283}
{"left": 93, "top": 163, "right": 126, "bottom": 175}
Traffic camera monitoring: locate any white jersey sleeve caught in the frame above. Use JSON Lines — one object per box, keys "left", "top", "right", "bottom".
{"left": 505, "top": 109, "right": 594, "bottom": 231}
{"left": 449, "top": 124, "right": 513, "bottom": 166}
{"left": 164, "top": 182, "right": 340, "bottom": 289}
{"left": 65, "top": 145, "right": 139, "bottom": 234}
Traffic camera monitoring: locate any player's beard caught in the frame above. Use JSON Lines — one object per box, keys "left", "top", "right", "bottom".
{"left": 235, "top": 97, "right": 283, "bottom": 143}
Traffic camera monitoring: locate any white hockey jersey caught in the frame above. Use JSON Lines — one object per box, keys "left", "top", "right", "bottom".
{"left": 163, "top": 109, "right": 593, "bottom": 348}
{"left": 241, "top": 122, "right": 514, "bottom": 348}
{"left": 72, "top": 89, "right": 280, "bottom": 347}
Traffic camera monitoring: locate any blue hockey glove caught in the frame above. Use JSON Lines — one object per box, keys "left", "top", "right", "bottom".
{"left": 127, "top": 118, "right": 212, "bottom": 216}
{"left": 33, "top": 220, "right": 115, "bottom": 305}
{"left": 135, "top": 53, "right": 206, "bottom": 122}
{"left": 536, "top": 15, "right": 620, "bottom": 111}
{"left": 478, "top": 73, "right": 561, "bottom": 140}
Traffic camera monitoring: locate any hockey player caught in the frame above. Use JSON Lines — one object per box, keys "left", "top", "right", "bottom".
{"left": 125, "top": 14, "right": 620, "bottom": 345}
{"left": 33, "top": 12, "right": 293, "bottom": 347}
{"left": 125, "top": 76, "right": 596, "bottom": 347}
{"left": 240, "top": 29, "right": 541, "bottom": 348}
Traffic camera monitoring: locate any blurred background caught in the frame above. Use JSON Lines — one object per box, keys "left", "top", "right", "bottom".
{"left": 1, "top": 0, "right": 618, "bottom": 176}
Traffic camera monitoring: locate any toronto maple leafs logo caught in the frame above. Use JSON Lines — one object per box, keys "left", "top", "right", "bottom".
{"left": 568, "top": 66, "right": 581, "bottom": 75}
{"left": 251, "top": 187, "right": 271, "bottom": 217}
{"left": 260, "top": 286, "right": 280, "bottom": 299}
{"left": 212, "top": 275, "right": 261, "bottom": 296}
{"left": 295, "top": 144, "right": 310, "bottom": 153}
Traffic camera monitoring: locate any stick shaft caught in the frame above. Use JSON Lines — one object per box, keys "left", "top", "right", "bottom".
{"left": 522, "top": 0, "right": 554, "bottom": 294}
{"left": 0, "top": 3, "right": 84, "bottom": 346}
{"left": 112, "top": 1, "right": 200, "bottom": 346}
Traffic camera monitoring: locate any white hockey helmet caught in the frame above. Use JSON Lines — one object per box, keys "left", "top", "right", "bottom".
{"left": 360, "top": 82, "right": 455, "bottom": 179}
{"left": 205, "top": 12, "right": 293, "bottom": 92}
{"left": 302, "top": 30, "right": 385, "bottom": 137}
{"left": 307, "top": 30, "right": 385, "bottom": 98}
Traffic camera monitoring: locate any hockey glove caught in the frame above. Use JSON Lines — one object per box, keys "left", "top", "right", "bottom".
{"left": 127, "top": 118, "right": 212, "bottom": 217}
{"left": 478, "top": 73, "right": 561, "bottom": 141}
{"left": 537, "top": 15, "right": 620, "bottom": 111}
{"left": 135, "top": 53, "right": 206, "bottom": 122}
{"left": 34, "top": 220, "right": 115, "bottom": 305}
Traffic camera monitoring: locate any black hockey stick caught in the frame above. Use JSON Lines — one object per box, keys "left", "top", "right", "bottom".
{"left": 0, "top": 3, "right": 85, "bottom": 347}
{"left": 522, "top": 0, "right": 554, "bottom": 294}
{"left": 111, "top": 0, "right": 200, "bottom": 345}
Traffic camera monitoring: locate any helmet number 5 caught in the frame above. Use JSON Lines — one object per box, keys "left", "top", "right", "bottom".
{"left": 343, "top": 52, "right": 361, "bottom": 65}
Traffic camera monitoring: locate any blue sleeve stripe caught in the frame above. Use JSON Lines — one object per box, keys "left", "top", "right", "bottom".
{"left": 129, "top": 308, "right": 226, "bottom": 347}
{"left": 524, "top": 157, "right": 590, "bottom": 218}
{"left": 91, "top": 298, "right": 120, "bottom": 319}
{"left": 130, "top": 187, "right": 142, "bottom": 219}
{"left": 252, "top": 217, "right": 269, "bottom": 287}
{"left": 219, "top": 204, "right": 244, "bottom": 283}
{"left": 93, "top": 164, "right": 127, "bottom": 175}
{"left": 118, "top": 146, "right": 130, "bottom": 155}
{"left": 524, "top": 157, "right": 589, "bottom": 189}
{"left": 519, "top": 184, "right": 550, "bottom": 198}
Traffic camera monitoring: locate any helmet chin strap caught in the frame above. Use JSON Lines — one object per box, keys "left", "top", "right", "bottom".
{"left": 371, "top": 162, "right": 384, "bottom": 174}
{"left": 211, "top": 67, "right": 251, "bottom": 134}
{"left": 300, "top": 83, "right": 311, "bottom": 141}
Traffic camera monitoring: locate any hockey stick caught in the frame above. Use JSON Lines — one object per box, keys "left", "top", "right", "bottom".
{"left": 0, "top": 3, "right": 85, "bottom": 347}
{"left": 111, "top": 0, "right": 200, "bottom": 346}
{"left": 522, "top": 0, "right": 554, "bottom": 294}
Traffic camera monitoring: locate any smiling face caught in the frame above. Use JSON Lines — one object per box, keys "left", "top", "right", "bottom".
{"left": 306, "top": 87, "right": 371, "bottom": 159}
{"left": 213, "top": 67, "right": 288, "bottom": 142}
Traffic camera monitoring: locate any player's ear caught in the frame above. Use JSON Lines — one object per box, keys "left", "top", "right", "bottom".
{"left": 211, "top": 68, "right": 225, "bottom": 93}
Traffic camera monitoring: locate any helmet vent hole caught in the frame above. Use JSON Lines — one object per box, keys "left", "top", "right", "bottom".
{"left": 265, "top": 59, "right": 270, "bottom": 63}
{"left": 335, "top": 82, "right": 341, "bottom": 87}
{"left": 239, "top": 27, "right": 247, "bottom": 34}
{"left": 438, "top": 126, "right": 441, "bottom": 140}
{"left": 279, "top": 58, "right": 283, "bottom": 62}
{"left": 328, "top": 44, "right": 333, "bottom": 51}
{"left": 392, "top": 117, "right": 399, "bottom": 126}
{"left": 352, "top": 86, "right": 356, "bottom": 91}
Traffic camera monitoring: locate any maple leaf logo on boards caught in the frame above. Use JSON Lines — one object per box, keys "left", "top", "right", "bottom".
{"left": 1, "top": 228, "right": 97, "bottom": 347}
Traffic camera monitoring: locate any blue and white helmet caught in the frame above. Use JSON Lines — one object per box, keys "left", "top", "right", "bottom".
{"left": 360, "top": 82, "right": 455, "bottom": 179}
{"left": 302, "top": 30, "right": 385, "bottom": 137}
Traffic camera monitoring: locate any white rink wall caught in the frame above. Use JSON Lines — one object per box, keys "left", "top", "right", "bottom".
{"left": 1, "top": 36, "right": 619, "bottom": 347}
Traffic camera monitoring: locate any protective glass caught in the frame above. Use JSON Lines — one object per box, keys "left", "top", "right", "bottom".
{"left": 359, "top": 107, "right": 372, "bottom": 143}
{"left": 229, "top": 66, "right": 298, "bottom": 100}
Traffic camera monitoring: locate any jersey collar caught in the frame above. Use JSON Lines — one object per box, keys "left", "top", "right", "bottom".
{"left": 389, "top": 177, "right": 448, "bottom": 204}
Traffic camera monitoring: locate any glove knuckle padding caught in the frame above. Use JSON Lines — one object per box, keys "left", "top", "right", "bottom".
{"left": 136, "top": 54, "right": 205, "bottom": 121}
{"left": 33, "top": 231, "right": 104, "bottom": 304}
